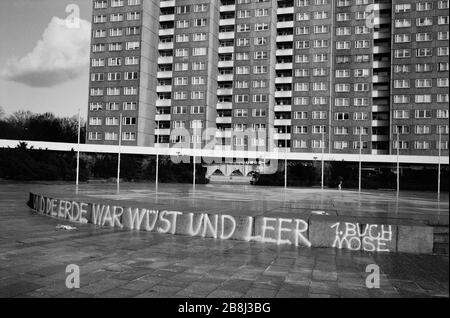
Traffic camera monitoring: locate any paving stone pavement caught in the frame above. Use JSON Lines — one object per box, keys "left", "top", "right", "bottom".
{"left": 0, "top": 182, "right": 448, "bottom": 298}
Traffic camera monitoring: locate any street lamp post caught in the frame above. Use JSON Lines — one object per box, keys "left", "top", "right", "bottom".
{"left": 117, "top": 114, "right": 123, "bottom": 193}
{"left": 76, "top": 109, "right": 81, "bottom": 194}
{"left": 155, "top": 119, "right": 159, "bottom": 193}
{"left": 358, "top": 127, "right": 362, "bottom": 193}
{"left": 396, "top": 131, "right": 400, "bottom": 197}
{"left": 438, "top": 129, "right": 442, "bottom": 200}
{"left": 321, "top": 130, "right": 325, "bottom": 190}
{"left": 284, "top": 125, "right": 288, "bottom": 189}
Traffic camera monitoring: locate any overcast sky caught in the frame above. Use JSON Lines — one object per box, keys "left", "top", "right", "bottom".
{"left": 0, "top": 0, "right": 93, "bottom": 118}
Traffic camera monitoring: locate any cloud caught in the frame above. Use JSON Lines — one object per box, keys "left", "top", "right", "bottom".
{"left": 2, "top": 16, "right": 91, "bottom": 88}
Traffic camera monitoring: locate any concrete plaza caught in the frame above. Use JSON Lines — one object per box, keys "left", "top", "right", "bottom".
{"left": 0, "top": 182, "right": 448, "bottom": 298}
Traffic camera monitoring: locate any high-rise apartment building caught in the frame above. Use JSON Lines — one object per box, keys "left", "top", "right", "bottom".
{"left": 86, "top": 0, "right": 449, "bottom": 157}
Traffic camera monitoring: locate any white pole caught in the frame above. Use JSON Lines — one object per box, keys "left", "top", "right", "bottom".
{"left": 321, "top": 130, "right": 325, "bottom": 190}
{"left": 155, "top": 120, "right": 159, "bottom": 193}
{"left": 438, "top": 129, "right": 442, "bottom": 200}
{"left": 193, "top": 135, "right": 196, "bottom": 191}
{"left": 284, "top": 125, "right": 288, "bottom": 189}
{"left": 359, "top": 127, "right": 362, "bottom": 193}
{"left": 396, "top": 131, "right": 400, "bottom": 197}
{"left": 117, "top": 114, "right": 122, "bottom": 193}
{"left": 76, "top": 109, "right": 81, "bottom": 194}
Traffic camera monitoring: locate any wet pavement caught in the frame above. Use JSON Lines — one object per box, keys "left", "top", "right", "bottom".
{"left": 33, "top": 181, "right": 448, "bottom": 225}
{"left": 0, "top": 182, "right": 448, "bottom": 298}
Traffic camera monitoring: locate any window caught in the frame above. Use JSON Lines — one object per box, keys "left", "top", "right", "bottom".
{"left": 192, "top": 47, "right": 207, "bottom": 56}
{"left": 89, "top": 117, "right": 102, "bottom": 126}
{"left": 415, "top": 95, "right": 432, "bottom": 103}
{"left": 255, "top": 23, "right": 269, "bottom": 31}
{"left": 293, "top": 140, "right": 308, "bottom": 149}
{"left": 314, "top": 25, "right": 329, "bottom": 34}
{"left": 415, "top": 110, "right": 432, "bottom": 118}
{"left": 194, "top": 18, "right": 207, "bottom": 27}
{"left": 395, "top": 3, "right": 411, "bottom": 12}
{"left": 122, "top": 132, "right": 136, "bottom": 141}
{"left": 105, "top": 117, "right": 119, "bottom": 126}
{"left": 89, "top": 103, "right": 103, "bottom": 111}
{"left": 394, "top": 110, "right": 410, "bottom": 119}
{"left": 126, "top": 41, "right": 140, "bottom": 50}
{"left": 234, "top": 109, "right": 248, "bottom": 117}
{"left": 105, "top": 132, "right": 118, "bottom": 141}
{"left": 125, "top": 57, "right": 139, "bottom": 65}
{"left": 294, "top": 112, "right": 308, "bottom": 120}
{"left": 334, "top": 127, "right": 349, "bottom": 135}
{"left": 191, "top": 106, "right": 205, "bottom": 114}
{"left": 253, "top": 95, "right": 268, "bottom": 103}
{"left": 88, "top": 132, "right": 102, "bottom": 141}
{"left": 123, "top": 102, "right": 137, "bottom": 110}
{"left": 353, "top": 112, "right": 369, "bottom": 120}
{"left": 235, "top": 95, "right": 249, "bottom": 103}
{"left": 416, "top": 17, "right": 433, "bottom": 26}
{"left": 91, "top": 73, "right": 104, "bottom": 82}
{"left": 294, "top": 126, "right": 308, "bottom": 134}
{"left": 415, "top": 125, "right": 431, "bottom": 134}
{"left": 124, "top": 87, "right": 137, "bottom": 95}
{"left": 252, "top": 109, "right": 266, "bottom": 117}
{"left": 415, "top": 79, "right": 432, "bottom": 88}
{"left": 334, "top": 141, "right": 349, "bottom": 150}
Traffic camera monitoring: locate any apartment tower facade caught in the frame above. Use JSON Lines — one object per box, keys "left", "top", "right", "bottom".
{"left": 87, "top": 0, "right": 449, "bottom": 157}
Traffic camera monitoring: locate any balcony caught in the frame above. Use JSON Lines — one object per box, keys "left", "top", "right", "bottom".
{"left": 276, "top": 35, "right": 294, "bottom": 42}
{"left": 372, "top": 75, "right": 389, "bottom": 83}
{"left": 372, "top": 149, "right": 389, "bottom": 155}
{"left": 217, "top": 88, "right": 233, "bottom": 95}
{"left": 157, "top": 56, "right": 173, "bottom": 64}
{"left": 274, "top": 119, "right": 291, "bottom": 126}
{"left": 218, "top": 60, "right": 234, "bottom": 68}
{"left": 218, "top": 46, "right": 234, "bottom": 54}
{"left": 274, "top": 133, "right": 291, "bottom": 140}
{"left": 155, "top": 143, "right": 170, "bottom": 148}
{"left": 372, "top": 90, "right": 389, "bottom": 98}
{"left": 373, "top": 46, "right": 390, "bottom": 54}
{"left": 274, "top": 147, "right": 291, "bottom": 153}
{"left": 160, "top": 0, "right": 175, "bottom": 8}
{"left": 220, "top": 4, "right": 236, "bottom": 12}
{"left": 159, "top": 14, "right": 175, "bottom": 22}
{"left": 158, "top": 28, "right": 174, "bottom": 36}
{"left": 217, "top": 74, "right": 233, "bottom": 82}
{"left": 276, "top": 49, "right": 293, "bottom": 56}
{"left": 277, "top": 7, "right": 294, "bottom": 15}
{"left": 220, "top": 18, "right": 235, "bottom": 26}
{"left": 373, "top": 32, "right": 390, "bottom": 39}
{"left": 371, "top": 135, "right": 389, "bottom": 142}
{"left": 156, "top": 85, "right": 172, "bottom": 93}
{"left": 219, "top": 32, "right": 235, "bottom": 40}
{"left": 372, "top": 105, "right": 389, "bottom": 112}
{"left": 275, "top": 63, "right": 293, "bottom": 70}
{"left": 155, "top": 114, "right": 171, "bottom": 122}
{"left": 274, "top": 105, "right": 292, "bottom": 112}
{"left": 157, "top": 71, "right": 173, "bottom": 78}
{"left": 158, "top": 42, "right": 173, "bottom": 50}
{"left": 373, "top": 17, "right": 390, "bottom": 25}
{"left": 275, "top": 77, "right": 292, "bottom": 84}
{"left": 371, "top": 120, "right": 389, "bottom": 127}
{"left": 216, "top": 117, "right": 232, "bottom": 124}
{"left": 155, "top": 129, "right": 171, "bottom": 135}
{"left": 215, "top": 130, "right": 232, "bottom": 138}
{"left": 275, "top": 90, "right": 292, "bottom": 98}
{"left": 373, "top": 61, "right": 390, "bottom": 68}
{"left": 214, "top": 145, "right": 232, "bottom": 152}
{"left": 216, "top": 102, "right": 233, "bottom": 110}
{"left": 277, "top": 21, "right": 294, "bottom": 29}
{"left": 156, "top": 99, "right": 172, "bottom": 107}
